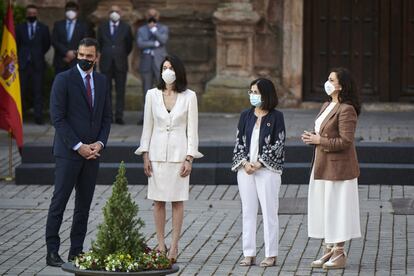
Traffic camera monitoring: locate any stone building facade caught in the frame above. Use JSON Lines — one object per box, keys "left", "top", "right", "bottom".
{"left": 15, "top": 0, "right": 414, "bottom": 111}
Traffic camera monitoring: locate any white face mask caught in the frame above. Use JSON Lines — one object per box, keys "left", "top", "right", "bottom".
{"left": 65, "top": 10, "right": 77, "bottom": 20}
{"left": 324, "top": 81, "right": 336, "bottom": 95}
{"left": 162, "top": 69, "right": 176, "bottom": 85}
{"left": 109, "top": 12, "right": 120, "bottom": 22}
{"left": 249, "top": 94, "right": 262, "bottom": 107}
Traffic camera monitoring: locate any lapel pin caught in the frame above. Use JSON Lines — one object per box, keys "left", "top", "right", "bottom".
{"left": 267, "top": 123, "right": 271, "bottom": 127}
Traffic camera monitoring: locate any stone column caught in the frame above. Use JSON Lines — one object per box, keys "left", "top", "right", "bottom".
{"left": 202, "top": 0, "right": 260, "bottom": 112}
{"left": 282, "top": 0, "right": 303, "bottom": 105}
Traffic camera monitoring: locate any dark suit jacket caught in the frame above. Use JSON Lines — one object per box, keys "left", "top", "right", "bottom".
{"left": 50, "top": 67, "right": 112, "bottom": 160}
{"left": 52, "top": 19, "right": 93, "bottom": 71}
{"left": 313, "top": 102, "right": 360, "bottom": 180}
{"left": 15, "top": 21, "right": 50, "bottom": 70}
{"left": 97, "top": 20, "right": 133, "bottom": 72}
{"left": 137, "top": 23, "right": 168, "bottom": 73}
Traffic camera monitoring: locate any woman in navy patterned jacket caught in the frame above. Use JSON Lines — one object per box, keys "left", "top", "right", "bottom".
{"left": 232, "top": 78, "right": 285, "bottom": 267}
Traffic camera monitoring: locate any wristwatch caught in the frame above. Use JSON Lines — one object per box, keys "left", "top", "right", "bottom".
{"left": 185, "top": 158, "right": 193, "bottom": 163}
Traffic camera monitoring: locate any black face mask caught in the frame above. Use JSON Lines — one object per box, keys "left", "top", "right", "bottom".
{"left": 78, "top": 59, "right": 94, "bottom": 71}
{"left": 27, "top": 16, "right": 37, "bottom": 23}
{"left": 147, "top": 17, "right": 157, "bottom": 23}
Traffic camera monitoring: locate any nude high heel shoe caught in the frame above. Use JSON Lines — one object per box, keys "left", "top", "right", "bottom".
{"left": 167, "top": 247, "right": 178, "bottom": 264}
{"left": 239, "top": 256, "right": 256, "bottom": 266}
{"left": 311, "top": 244, "right": 334, "bottom": 268}
{"left": 322, "top": 246, "right": 347, "bottom": 269}
{"left": 259, "top": 256, "right": 277, "bottom": 267}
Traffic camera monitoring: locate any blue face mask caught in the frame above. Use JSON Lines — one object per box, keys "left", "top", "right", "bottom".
{"left": 249, "top": 94, "right": 262, "bottom": 107}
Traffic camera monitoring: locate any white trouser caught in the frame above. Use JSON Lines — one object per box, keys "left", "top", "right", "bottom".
{"left": 237, "top": 168, "right": 281, "bottom": 257}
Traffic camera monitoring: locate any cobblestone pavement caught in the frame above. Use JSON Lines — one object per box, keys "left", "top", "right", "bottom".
{"left": 0, "top": 183, "right": 413, "bottom": 276}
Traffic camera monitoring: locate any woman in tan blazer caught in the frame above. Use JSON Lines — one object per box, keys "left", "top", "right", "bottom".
{"left": 135, "top": 55, "right": 203, "bottom": 263}
{"left": 301, "top": 67, "right": 361, "bottom": 269}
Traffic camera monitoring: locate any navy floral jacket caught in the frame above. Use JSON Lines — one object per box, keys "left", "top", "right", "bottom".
{"left": 231, "top": 108, "right": 285, "bottom": 173}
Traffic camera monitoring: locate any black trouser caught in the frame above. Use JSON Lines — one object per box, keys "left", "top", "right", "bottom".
{"left": 103, "top": 62, "right": 127, "bottom": 121}
{"left": 19, "top": 63, "right": 44, "bottom": 120}
{"left": 45, "top": 157, "right": 99, "bottom": 255}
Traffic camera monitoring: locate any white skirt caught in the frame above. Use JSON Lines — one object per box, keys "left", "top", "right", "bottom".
{"left": 147, "top": 161, "right": 189, "bottom": 202}
{"left": 307, "top": 167, "right": 361, "bottom": 243}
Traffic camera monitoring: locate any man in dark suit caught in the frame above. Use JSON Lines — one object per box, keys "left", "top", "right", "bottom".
{"left": 16, "top": 4, "right": 50, "bottom": 124}
{"left": 45, "top": 38, "right": 112, "bottom": 267}
{"left": 51, "top": 1, "right": 93, "bottom": 74}
{"left": 97, "top": 5, "right": 133, "bottom": 125}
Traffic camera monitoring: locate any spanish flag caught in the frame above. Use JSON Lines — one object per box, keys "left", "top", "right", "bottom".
{"left": 0, "top": 3, "right": 23, "bottom": 151}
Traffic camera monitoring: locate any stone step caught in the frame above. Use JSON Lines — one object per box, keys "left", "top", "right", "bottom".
{"left": 16, "top": 142, "right": 414, "bottom": 185}
{"left": 20, "top": 142, "right": 414, "bottom": 164}
{"left": 15, "top": 162, "right": 414, "bottom": 185}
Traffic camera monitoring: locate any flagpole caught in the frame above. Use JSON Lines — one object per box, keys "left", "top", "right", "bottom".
{"left": 6, "top": 131, "right": 13, "bottom": 181}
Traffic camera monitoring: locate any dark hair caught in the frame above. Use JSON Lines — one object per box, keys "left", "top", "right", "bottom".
{"left": 78, "top": 37, "right": 100, "bottom": 52}
{"left": 157, "top": 55, "right": 187, "bottom": 93}
{"left": 65, "top": 1, "right": 79, "bottom": 10}
{"left": 250, "top": 78, "right": 279, "bottom": 111}
{"left": 330, "top": 67, "right": 361, "bottom": 116}
{"left": 26, "top": 4, "right": 38, "bottom": 10}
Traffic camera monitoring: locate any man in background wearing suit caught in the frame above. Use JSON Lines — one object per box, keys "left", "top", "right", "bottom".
{"left": 137, "top": 8, "right": 169, "bottom": 123}
{"left": 51, "top": 1, "right": 93, "bottom": 74}
{"left": 45, "top": 38, "right": 112, "bottom": 267}
{"left": 16, "top": 4, "right": 50, "bottom": 125}
{"left": 98, "top": 5, "right": 133, "bottom": 125}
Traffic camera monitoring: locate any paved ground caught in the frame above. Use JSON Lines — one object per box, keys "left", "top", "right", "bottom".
{"left": 0, "top": 108, "right": 413, "bottom": 275}
{"left": 0, "top": 183, "right": 413, "bottom": 276}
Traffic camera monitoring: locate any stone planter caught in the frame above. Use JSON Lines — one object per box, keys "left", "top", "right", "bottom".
{"left": 61, "top": 262, "right": 179, "bottom": 276}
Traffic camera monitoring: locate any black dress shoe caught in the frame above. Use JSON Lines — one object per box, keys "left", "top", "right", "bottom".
{"left": 46, "top": 252, "right": 64, "bottom": 267}
{"left": 34, "top": 117, "right": 44, "bottom": 125}
{"left": 115, "top": 118, "right": 125, "bottom": 125}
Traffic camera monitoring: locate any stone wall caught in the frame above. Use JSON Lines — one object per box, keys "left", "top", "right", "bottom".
{"left": 15, "top": 0, "right": 295, "bottom": 111}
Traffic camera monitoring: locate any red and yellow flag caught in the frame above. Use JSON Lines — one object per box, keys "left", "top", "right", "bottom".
{"left": 0, "top": 3, "right": 23, "bottom": 150}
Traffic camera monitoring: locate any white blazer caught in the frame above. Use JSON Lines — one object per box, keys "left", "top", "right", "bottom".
{"left": 135, "top": 88, "right": 203, "bottom": 162}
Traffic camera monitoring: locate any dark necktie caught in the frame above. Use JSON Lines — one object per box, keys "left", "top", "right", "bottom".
{"left": 85, "top": 74, "right": 93, "bottom": 110}
{"left": 66, "top": 21, "right": 72, "bottom": 42}
{"left": 112, "top": 23, "right": 117, "bottom": 36}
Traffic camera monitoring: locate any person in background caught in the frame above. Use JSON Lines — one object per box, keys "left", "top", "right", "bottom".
{"left": 136, "top": 8, "right": 168, "bottom": 124}
{"left": 301, "top": 67, "right": 361, "bottom": 270}
{"left": 45, "top": 38, "right": 112, "bottom": 267}
{"left": 232, "top": 78, "right": 285, "bottom": 267}
{"left": 135, "top": 55, "right": 202, "bottom": 263}
{"left": 51, "top": 1, "right": 93, "bottom": 74}
{"left": 97, "top": 5, "right": 133, "bottom": 125}
{"left": 16, "top": 4, "right": 50, "bottom": 125}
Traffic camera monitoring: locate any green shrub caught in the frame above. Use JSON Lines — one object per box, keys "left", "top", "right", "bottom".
{"left": 0, "top": 2, "right": 25, "bottom": 38}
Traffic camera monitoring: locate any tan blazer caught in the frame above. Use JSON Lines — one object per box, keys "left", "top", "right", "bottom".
{"left": 312, "top": 102, "right": 360, "bottom": 181}
{"left": 135, "top": 88, "right": 203, "bottom": 162}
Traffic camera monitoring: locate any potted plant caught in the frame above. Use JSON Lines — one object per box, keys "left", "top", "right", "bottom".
{"left": 62, "top": 162, "right": 179, "bottom": 276}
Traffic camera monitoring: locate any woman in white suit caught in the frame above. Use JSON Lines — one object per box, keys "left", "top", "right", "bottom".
{"left": 135, "top": 55, "right": 203, "bottom": 263}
